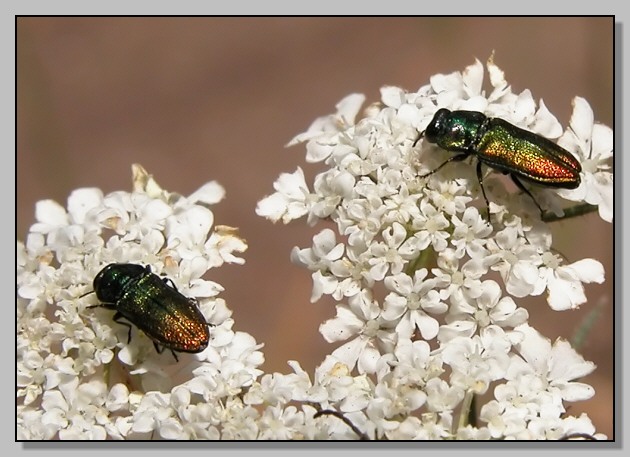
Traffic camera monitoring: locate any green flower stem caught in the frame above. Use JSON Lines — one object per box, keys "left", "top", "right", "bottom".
{"left": 458, "top": 389, "right": 476, "bottom": 431}
{"left": 542, "top": 203, "right": 599, "bottom": 223}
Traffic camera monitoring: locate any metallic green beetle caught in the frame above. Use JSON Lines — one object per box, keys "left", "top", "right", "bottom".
{"left": 419, "top": 108, "right": 581, "bottom": 218}
{"left": 88, "top": 263, "right": 211, "bottom": 361}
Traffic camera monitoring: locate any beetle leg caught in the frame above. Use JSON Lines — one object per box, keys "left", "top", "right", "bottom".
{"left": 153, "top": 342, "right": 164, "bottom": 354}
{"left": 86, "top": 302, "right": 116, "bottom": 310}
{"left": 152, "top": 341, "right": 179, "bottom": 362}
{"left": 162, "top": 277, "right": 179, "bottom": 291}
{"left": 412, "top": 130, "right": 425, "bottom": 148}
{"left": 155, "top": 344, "right": 179, "bottom": 362}
{"left": 419, "top": 153, "right": 469, "bottom": 179}
{"left": 112, "top": 312, "right": 133, "bottom": 343}
{"left": 476, "top": 161, "right": 491, "bottom": 221}
{"left": 510, "top": 175, "right": 545, "bottom": 217}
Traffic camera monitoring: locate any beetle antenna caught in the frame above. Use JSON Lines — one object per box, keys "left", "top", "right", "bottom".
{"left": 79, "top": 289, "right": 95, "bottom": 299}
{"left": 412, "top": 129, "right": 426, "bottom": 148}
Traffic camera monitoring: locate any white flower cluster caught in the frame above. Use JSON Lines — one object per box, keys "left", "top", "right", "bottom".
{"left": 256, "top": 58, "right": 612, "bottom": 440}
{"left": 17, "top": 164, "right": 265, "bottom": 439}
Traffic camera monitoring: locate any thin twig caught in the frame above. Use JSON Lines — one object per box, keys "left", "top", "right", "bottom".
{"left": 314, "top": 409, "right": 370, "bottom": 441}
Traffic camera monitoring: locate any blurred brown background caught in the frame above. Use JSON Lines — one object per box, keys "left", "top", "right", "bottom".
{"left": 17, "top": 17, "right": 613, "bottom": 438}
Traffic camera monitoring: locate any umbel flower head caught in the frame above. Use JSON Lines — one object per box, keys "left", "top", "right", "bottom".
{"left": 17, "top": 165, "right": 262, "bottom": 439}
{"left": 257, "top": 57, "right": 611, "bottom": 440}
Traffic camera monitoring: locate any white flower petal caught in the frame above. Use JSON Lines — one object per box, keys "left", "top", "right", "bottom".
{"left": 380, "top": 86, "right": 406, "bottom": 108}
{"left": 67, "top": 188, "right": 103, "bottom": 223}
{"left": 558, "top": 382, "right": 595, "bottom": 402}
{"left": 187, "top": 181, "right": 225, "bottom": 205}
{"left": 34, "top": 199, "right": 68, "bottom": 227}
{"left": 569, "top": 97, "right": 595, "bottom": 141}
{"left": 319, "top": 305, "right": 364, "bottom": 342}
{"left": 335, "top": 93, "right": 366, "bottom": 124}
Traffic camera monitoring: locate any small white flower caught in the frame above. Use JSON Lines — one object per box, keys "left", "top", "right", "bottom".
{"left": 512, "top": 324, "right": 596, "bottom": 403}
{"left": 382, "top": 270, "right": 447, "bottom": 340}
{"left": 408, "top": 200, "right": 451, "bottom": 253}
{"left": 441, "top": 280, "right": 529, "bottom": 341}
{"left": 538, "top": 256, "right": 605, "bottom": 311}
{"left": 320, "top": 291, "right": 395, "bottom": 374}
{"left": 287, "top": 93, "right": 366, "bottom": 154}
{"left": 450, "top": 206, "right": 492, "bottom": 258}
{"left": 365, "top": 222, "right": 408, "bottom": 281}
{"left": 311, "top": 169, "right": 356, "bottom": 220}
{"left": 431, "top": 248, "right": 486, "bottom": 304}
{"left": 255, "top": 167, "right": 311, "bottom": 224}
{"left": 486, "top": 225, "right": 544, "bottom": 298}
{"left": 205, "top": 225, "right": 247, "bottom": 266}
{"left": 440, "top": 330, "right": 511, "bottom": 395}
{"left": 257, "top": 404, "right": 306, "bottom": 440}
{"left": 424, "top": 377, "right": 465, "bottom": 413}
{"left": 557, "top": 97, "right": 614, "bottom": 222}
